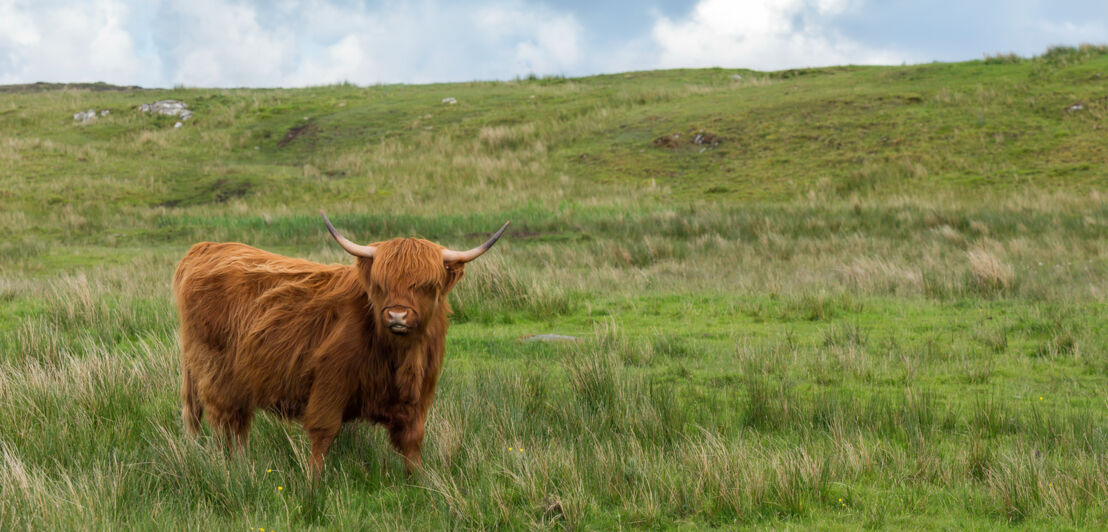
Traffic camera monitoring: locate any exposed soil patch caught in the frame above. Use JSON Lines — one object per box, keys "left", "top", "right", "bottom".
{"left": 278, "top": 123, "right": 318, "bottom": 148}
{"left": 652, "top": 130, "right": 723, "bottom": 150}
{"left": 652, "top": 133, "right": 682, "bottom": 148}
{"left": 692, "top": 132, "right": 721, "bottom": 147}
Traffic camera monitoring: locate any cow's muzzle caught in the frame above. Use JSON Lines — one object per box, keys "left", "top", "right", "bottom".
{"left": 385, "top": 307, "right": 417, "bottom": 335}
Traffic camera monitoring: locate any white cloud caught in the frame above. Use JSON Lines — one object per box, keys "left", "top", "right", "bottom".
{"left": 0, "top": 0, "right": 589, "bottom": 87}
{"left": 651, "top": 0, "right": 904, "bottom": 71}
{"left": 474, "top": 4, "right": 583, "bottom": 76}
{"left": 0, "top": 0, "right": 159, "bottom": 86}
{"left": 0, "top": 3, "right": 40, "bottom": 48}
{"left": 159, "top": 0, "right": 588, "bottom": 87}
{"left": 1026, "top": 19, "right": 1108, "bottom": 48}
{"left": 161, "top": 0, "right": 295, "bottom": 87}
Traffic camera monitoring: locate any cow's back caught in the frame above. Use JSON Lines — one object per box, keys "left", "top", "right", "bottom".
{"left": 174, "top": 242, "right": 361, "bottom": 413}
{"left": 174, "top": 242, "right": 284, "bottom": 352}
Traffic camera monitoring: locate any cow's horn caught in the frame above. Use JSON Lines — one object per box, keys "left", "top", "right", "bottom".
{"left": 321, "top": 211, "right": 376, "bottom": 258}
{"left": 442, "top": 222, "right": 510, "bottom": 263}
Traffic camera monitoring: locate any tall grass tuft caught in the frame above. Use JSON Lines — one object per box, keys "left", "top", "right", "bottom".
{"left": 967, "top": 247, "right": 1015, "bottom": 295}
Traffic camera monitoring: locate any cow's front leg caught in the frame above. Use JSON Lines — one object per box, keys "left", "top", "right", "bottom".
{"left": 306, "top": 426, "right": 338, "bottom": 479}
{"left": 304, "top": 385, "right": 344, "bottom": 480}
{"left": 389, "top": 414, "right": 425, "bottom": 476}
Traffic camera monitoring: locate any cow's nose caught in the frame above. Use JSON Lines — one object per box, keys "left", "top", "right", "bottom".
{"left": 386, "top": 308, "right": 413, "bottom": 334}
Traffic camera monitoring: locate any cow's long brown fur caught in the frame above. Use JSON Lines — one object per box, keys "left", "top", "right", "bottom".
{"left": 174, "top": 236, "right": 466, "bottom": 475}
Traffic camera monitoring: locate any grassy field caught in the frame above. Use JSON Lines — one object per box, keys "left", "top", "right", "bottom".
{"left": 2, "top": 44, "right": 1108, "bottom": 529}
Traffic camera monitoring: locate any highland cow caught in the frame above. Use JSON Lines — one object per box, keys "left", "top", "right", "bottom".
{"left": 173, "top": 212, "right": 508, "bottom": 475}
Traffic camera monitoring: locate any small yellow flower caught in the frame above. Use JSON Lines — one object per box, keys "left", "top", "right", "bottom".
{"left": 508, "top": 447, "right": 513, "bottom": 451}
{"left": 1039, "top": 396, "right": 1043, "bottom": 401}
{"left": 266, "top": 469, "right": 272, "bottom": 473}
{"left": 519, "top": 447, "right": 524, "bottom": 452}
{"left": 278, "top": 486, "right": 283, "bottom": 491}
{"left": 838, "top": 498, "right": 843, "bottom": 502}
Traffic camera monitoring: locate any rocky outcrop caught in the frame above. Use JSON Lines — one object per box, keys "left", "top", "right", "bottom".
{"left": 73, "top": 109, "right": 109, "bottom": 124}
{"left": 139, "top": 100, "right": 193, "bottom": 120}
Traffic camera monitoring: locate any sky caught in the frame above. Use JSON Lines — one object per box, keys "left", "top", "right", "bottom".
{"left": 0, "top": 0, "right": 1106, "bottom": 88}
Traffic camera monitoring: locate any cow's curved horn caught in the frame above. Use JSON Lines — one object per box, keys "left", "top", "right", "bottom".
{"left": 442, "top": 221, "right": 510, "bottom": 263}
{"left": 321, "top": 211, "right": 376, "bottom": 258}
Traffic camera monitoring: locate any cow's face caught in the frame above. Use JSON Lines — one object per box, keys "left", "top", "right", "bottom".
{"left": 360, "top": 239, "right": 464, "bottom": 337}
{"left": 321, "top": 212, "right": 508, "bottom": 337}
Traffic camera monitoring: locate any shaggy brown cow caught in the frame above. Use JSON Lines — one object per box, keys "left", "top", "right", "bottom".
{"left": 174, "top": 212, "right": 508, "bottom": 475}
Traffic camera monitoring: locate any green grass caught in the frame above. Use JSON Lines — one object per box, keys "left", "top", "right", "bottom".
{"left": 3, "top": 45, "right": 1108, "bottom": 529}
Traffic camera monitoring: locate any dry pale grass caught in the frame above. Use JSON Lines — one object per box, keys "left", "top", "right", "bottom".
{"left": 477, "top": 123, "right": 536, "bottom": 149}
{"left": 0, "top": 442, "right": 56, "bottom": 529}
{"left": 837, "top": 257, "right": 924, "bottom": 295}
{"left": 49, "top": 186, "right": 1101, "bottom": 305}
{"left": 134, "top": 129, "right": 172, "bottom": 148}
{"left": 968, "top": 246, "right": 1016, "bottom": 293}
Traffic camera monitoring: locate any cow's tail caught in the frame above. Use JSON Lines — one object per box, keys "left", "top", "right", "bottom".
{"left": 181, "top": 367, "right": 203, "bottom": 435}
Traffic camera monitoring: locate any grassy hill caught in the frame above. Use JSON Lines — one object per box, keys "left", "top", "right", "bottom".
{"left": 2, "top": 45, "right": 1108, "bottom": 529}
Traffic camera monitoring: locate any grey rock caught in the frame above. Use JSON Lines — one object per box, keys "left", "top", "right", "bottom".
{"left": 731, "top": 74, "right": 743, "bottom": 81}
{"left": 140, "top": 100, "right": 192, "bottom": 120}
{"left": 73, "top": 109, "right": 98, "bottom": 123}
{"left": 441, "top": 97, "right": 457, "bottom": 104}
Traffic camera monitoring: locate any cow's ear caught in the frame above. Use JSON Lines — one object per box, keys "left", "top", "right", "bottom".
{"left": 354, "top": 256, "right": 375, "bottom": 291}
{"left": 443, "top": 262, "right": 465, "bottom": 291}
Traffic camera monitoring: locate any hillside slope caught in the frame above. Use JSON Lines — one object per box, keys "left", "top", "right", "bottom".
{"left": 3, "top": 46, "right": 1107, "bottom": 218}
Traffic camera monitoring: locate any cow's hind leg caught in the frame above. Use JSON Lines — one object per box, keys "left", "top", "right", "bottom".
{"left": 180, "top": 367, "right": 203, "bottom": 435}
{"left": 179, "top": 335, "right": 208, "bottom": 435}
{"left": 209, "top": 405, "right": 254, "bottom": 454}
